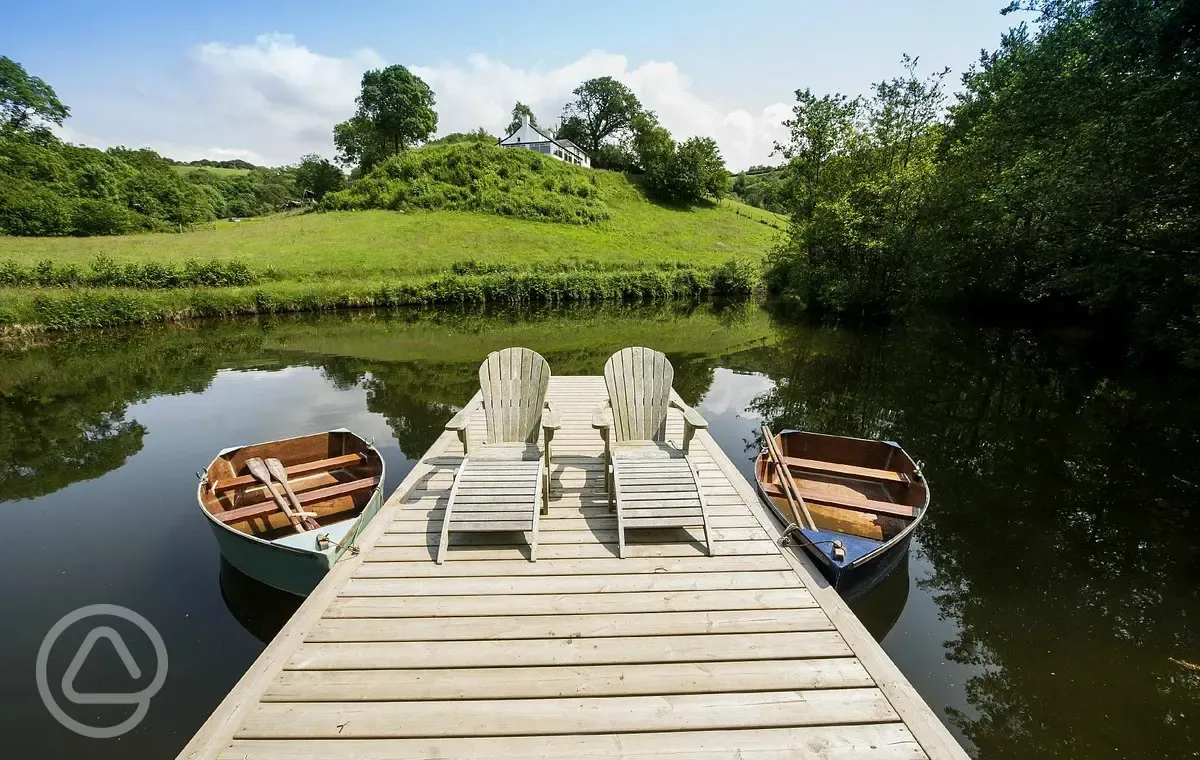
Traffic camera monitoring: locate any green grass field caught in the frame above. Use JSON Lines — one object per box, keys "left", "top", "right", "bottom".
{"left": 0, "top": 169, "right": 781, "bottom": 331}
{"left": 170, "top": 165, "right": 251, "bottom": 177}
{"left": 0, "top": 171, "right": 779, "bottom": 280}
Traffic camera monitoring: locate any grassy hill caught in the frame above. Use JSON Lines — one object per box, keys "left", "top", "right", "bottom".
{"left": 0, "top": 144, "right": 781, "bottom": 331}
{"left": 170, "top": 165, "right": 252, "bottom": 177}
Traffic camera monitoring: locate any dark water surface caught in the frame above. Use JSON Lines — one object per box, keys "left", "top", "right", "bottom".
{"left": 0, "top": 303, "right": 1196, "bottom": 759}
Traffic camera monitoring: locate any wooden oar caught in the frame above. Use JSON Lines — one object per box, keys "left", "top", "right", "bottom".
{"left": 265, "top": 457, "right": 322, "bottom": 531}
{"left": 245, "top": 457, "right": 305, "bottom": 533}
{"left": 762, "top": 425, "right": 815, "bottom": 530}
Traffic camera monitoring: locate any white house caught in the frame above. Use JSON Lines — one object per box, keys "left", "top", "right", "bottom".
{"left": 498, "top": 114, "right": 591, "bottom": 168}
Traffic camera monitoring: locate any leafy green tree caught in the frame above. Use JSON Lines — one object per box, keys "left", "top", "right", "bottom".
{"left": 0, "top": 56, "right": 69, "bottom": 132}
{"left": 334, "top": 65, "right": 437, "bottom": 169}
{"left": 630, "top": 110, "right": 674, "bottom": 172}
{"left": 294, "top": 154, "right": 344, "bottom": 201}
{"left": 930, "top": 0, "right": 1200, "bottom": 364}
{"left": 559, "top": 76, "right": 642, "bottom": 152}
{"left": 767, "top": 57, "right": 947, "bottom": 315}
{"left": 773, "top": 89, "right": 859, "bottom": 221}
{"left": 553, "top": 115, "right": 589, "bottom": 147}
{"left": 426, "top": 128, "right": 493, "bottom": 146}
{"left": 506, "top": 102, "right": 538, "bottom": 135}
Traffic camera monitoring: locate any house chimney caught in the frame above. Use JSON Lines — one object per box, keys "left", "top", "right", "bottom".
{"left": 522, "top": 113, "right": 530, "bottom": 129}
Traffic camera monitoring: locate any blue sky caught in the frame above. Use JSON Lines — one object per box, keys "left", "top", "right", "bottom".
{"left": 1, "top": 1, "right": 1023, "bottom": 169}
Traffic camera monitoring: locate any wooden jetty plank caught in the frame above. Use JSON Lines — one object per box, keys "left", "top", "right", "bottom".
{"left": 287, "top": 631, "right": 852, "bottom": 669}
{"left": 222, "top": 723, "right": 926, "bottom": 760}
{"left": 366, "top": 538, "right": 780, "bottom": 562}
{"left": 356, "top": 554, "right": 789, "bottom": 576}
{"left": 266, "top": 657, "right": 871, "bottom": 701}
{"left": 341, "top": 569, "right": 801, "bottom": 597}
{"left": 375, "top": 526, "right": 764, "bottom": 546}
{"left": 237, "top": 688, "right": 897, "bottom": 738}
{"left": 308, "top": 607, "right": 834, "bottom": 642}
{"left": 325, "top": 587, "right": 819, "bottom": 618}
{"left": 178, "top": 377, "right": 963, "bottom": 760}
{"left": 384, "top": 514, "right": 761, "bottom": 533}
{"left": 698, "top": 430, "right": 970, "bottom": 760}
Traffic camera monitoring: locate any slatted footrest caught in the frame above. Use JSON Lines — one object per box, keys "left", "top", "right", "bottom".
{"left": 437, "top": 457, "right": 544, "bottom": 564}
{"left": 613, "top": 456, "right": 712, "bottom": 558}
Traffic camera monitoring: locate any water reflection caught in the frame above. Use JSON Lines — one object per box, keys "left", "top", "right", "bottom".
{"left": 218, "top": 560, "right": 302, "bottom": 645}
{"left": 0, "top": 302, "right": 1196, "bottom": 760}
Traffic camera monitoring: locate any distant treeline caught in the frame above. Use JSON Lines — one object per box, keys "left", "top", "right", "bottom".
{"left": 761, "top": 0, "right": 1200, "bottom": 367}
{"left": 0, "top": 128, "right": 302, "bottom": 235}
{"left": 164, "top": 158, "right": 260, "bottom": 170}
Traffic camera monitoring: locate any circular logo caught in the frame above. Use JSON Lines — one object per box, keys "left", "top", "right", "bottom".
{"left": 36, "top": 604, "right": 168, "bottom": 739}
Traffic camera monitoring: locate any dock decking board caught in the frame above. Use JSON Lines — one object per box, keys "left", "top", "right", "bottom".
{"left": 179, "top": 376, "right": 968, "bottom": 760}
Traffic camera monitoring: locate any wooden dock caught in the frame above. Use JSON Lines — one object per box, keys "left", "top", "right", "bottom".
{"left": 180, "top": 376, "right": 969, "bottom": 760}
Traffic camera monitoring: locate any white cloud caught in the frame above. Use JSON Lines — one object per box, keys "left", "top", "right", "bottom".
{"left": 64, "top": 36, "right": 790, "bottom": 169}
{"left": 190, "top": 33, "right": 384, "bottom": 161}
{"left": 57, "top": 125, "right": 269, "bottom": 166}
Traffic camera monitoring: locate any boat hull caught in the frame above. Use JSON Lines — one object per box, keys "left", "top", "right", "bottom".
{"left": 755, "top": 429, "right": 929, "bottom": 598}
{"left": 205, "top": 483, "right": 383, "bottom": 597}
{"left": 198, "top": 429, "right": 385, "bottom": 597}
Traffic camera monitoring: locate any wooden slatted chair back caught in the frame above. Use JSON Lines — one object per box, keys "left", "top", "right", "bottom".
{"left": 479, "top": 347, "right": 552, "bottom": 444}
{"left": 603, "top": 347, "right": 674, "bottom": 444}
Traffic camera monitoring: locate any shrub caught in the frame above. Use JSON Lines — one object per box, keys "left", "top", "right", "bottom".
{"left": 71, "top": 199, "right": 139, "bottom": 236}
{"left": 0, "top": 185, "right": 73, "bottom": 235}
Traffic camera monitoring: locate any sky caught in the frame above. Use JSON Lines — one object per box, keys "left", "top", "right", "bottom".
{"left": 1, "top": 1, "right": 1024, "bottom": 170}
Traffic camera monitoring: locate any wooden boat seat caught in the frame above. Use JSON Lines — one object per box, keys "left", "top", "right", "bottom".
{"left": 782, "top": 455, "right": 910, "bottom": 485}
{"left": 211, "top": 452, "right": 366, "bottom": 493}
{"left": 759, "top": 481, "right": 915, "bottom": 519}
{"left": 215, "top": 476, "right": 380, "bottom": 525}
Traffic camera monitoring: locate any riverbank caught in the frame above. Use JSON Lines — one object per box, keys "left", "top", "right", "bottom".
{"left": 0, "top": 198, "right": 776, "bottom": 332}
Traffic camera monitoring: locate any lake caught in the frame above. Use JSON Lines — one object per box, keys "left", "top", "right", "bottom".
{"left": 0, "top": 302, "right": 1196, "bottom": 759}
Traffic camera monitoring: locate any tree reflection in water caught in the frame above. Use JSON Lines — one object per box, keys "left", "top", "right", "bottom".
{"left": 1, "top": 304, "right": 1196, "bottom": 759}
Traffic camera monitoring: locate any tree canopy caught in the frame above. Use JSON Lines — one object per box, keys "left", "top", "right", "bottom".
{"left": 506, "top": 102, "right": 537, "bottom": 135}
{"left": 0, "top": 56, "right": 69, "bottom": 132}
{"left": 559, "top": 76, "right": 642, "bottom": 153}
{"left": 334, "top": 65, "right": 437, "bottom": 169}
{"left": 293, "top": 154, "right": 344, "bottom": 201}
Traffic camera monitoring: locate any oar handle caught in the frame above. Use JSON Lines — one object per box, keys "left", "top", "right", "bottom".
{"left": 762, "top": 426, "right": 815, "bottom": 530}
{"left": 245, "top": 457, "right": 305, "bottom": 533}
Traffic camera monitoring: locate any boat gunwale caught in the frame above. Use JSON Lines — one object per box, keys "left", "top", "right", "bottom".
{"left": 197, "top": 429, "right": 386, "bottom": 559}
{"left": 754, "top": 429, "right": 931, "bottom": 571}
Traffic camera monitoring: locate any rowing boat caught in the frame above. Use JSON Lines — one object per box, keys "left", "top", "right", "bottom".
{"left": 755, "top": 429, "right": 929, "bottom": 596}
{"left": 197, "top": 429, "right": 385, "bottom": 596}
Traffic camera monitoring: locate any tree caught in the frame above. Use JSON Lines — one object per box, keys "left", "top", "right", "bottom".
{"left": 0, "top": 57, "right": 69, "bottom": 132}
{"left": 553, "top": 116, "right": 588, "bottom": 146}
{"left": 559, "top": 76, "right": 642, "bottom": 152}
{"left": 644, "top": 136, "right": 729, "bottom": 205}
{"left": 766, "top": 57, "right": 947, "bottom": 315}
{"left": 630, "top": 111, "right": 674, "bottom": 172}
{"left": 294, "top": 154, "right": 344, "bottom": 201}
{"left": 506, "top": 102, "right": 537, "bottom": 135}
{"left": 333, "top": 65, "right": 437, "bottom": 169}
{"left": 773, "top": 89, "right": 859, "bottom": 220}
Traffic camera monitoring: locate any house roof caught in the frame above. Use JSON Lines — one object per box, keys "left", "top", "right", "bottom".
{"left": 500, "top": 120, "right": 589, "bottom": 159}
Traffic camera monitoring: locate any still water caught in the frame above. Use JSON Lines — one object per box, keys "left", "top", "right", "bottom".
{"left": 0, "top": 303, "right": 1196, "bottom": 759}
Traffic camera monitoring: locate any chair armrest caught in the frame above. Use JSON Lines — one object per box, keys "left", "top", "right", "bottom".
{"left": 541, "top": 401, "right": 562, "bottom": 431}
{"left": 670, "top": 398, "right": 708, "bottom": 429}
{"left": 444, "top": 399, "right": 479, "bottom": 431}
{"left": 591, "top": 402, "right": 612, "bottom": 430}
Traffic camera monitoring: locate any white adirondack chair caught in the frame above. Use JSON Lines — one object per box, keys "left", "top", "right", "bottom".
{"left": 438, "top": 347, "right": 561, "bottom": 563}
{"left": 592, "top": 347, "right": 713, "bottom": 558}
